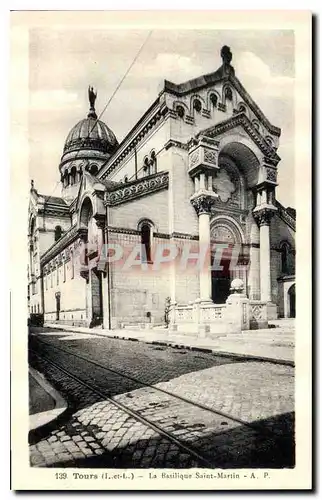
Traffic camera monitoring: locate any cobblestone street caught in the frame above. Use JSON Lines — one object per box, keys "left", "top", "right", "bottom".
{"left": 29, "top": 327, "right": 295, "bottom": 469}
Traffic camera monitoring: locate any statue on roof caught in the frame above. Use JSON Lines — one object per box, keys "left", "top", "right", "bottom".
{"left": 221, "top": 45, "right": 232, "bottom": 66}
{"left": 88, "top": 86, "right": 97, "bottom": 109}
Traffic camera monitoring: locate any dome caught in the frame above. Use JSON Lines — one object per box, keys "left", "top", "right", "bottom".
{"left": 63, "top": 116, "right": 118, "bottom": 155}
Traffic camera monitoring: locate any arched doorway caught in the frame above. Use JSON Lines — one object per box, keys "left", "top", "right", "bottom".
{"left": 79, "top": 197, "right": 104, "bottom": 327}
{"left": 288, "top": 284, "right": 296, "bottom": 318}
{"left": 211, "top": 218, "right": 245, "bottom": 304}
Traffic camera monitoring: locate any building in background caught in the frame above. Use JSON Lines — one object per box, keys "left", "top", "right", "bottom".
{"left": 27, "top": 46, "right": 295, "bottom": 333}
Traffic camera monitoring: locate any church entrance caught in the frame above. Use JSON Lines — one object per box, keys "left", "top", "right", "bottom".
{"left": 210, "top": 218, "right": 245, "bottom": 305}
{"left": 289, "top": 284, "right": 296, "bottom": 318}
{"left": 90, "top": 268, "right": 103, "bottom": 327}
{"left": 211, "top": 248, "right": 232, "bottom": 304}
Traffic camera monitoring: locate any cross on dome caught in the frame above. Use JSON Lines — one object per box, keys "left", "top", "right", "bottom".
{"left": 220, "top": 45, "right": 233, "bottom": 66}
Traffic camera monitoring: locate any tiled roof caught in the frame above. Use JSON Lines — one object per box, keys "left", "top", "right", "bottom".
{"left": 39, "top": 194, "right": 68, "bottom": 206}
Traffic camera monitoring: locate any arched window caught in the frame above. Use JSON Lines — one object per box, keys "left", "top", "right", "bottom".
{"left": 63, "top": 172, "right": 69, "bottom": 187}
{"left": 193, "top": 99, "right": 202, "bottom": 113}
{"left": 176, "top": 105, "right": 185, "bottom": 119}
{"left": 55, "top": 226, "right": 62, "bottom": 242}
{"left": 281, "top": 243, "right": 289, "bottom": 274}
{"left": 150, "top": 151, "right": 157, "bottom": 174}
{"left": 140, "top": 223, "right": 152, "bottom": 263}
{"left": 224, "top": 87, "right": 233, "bottom": 101}
{"left": 37, "top": 304, "right": 40, "bottom": 314}
{"left": 143, "top": 157, "right": 150, "bottom": 176}
{"left": 70, "top": 167, "right": 76, "bottom": 185}
{"left": 90, "top": 164, "right": 98, "bottom": 176}
{"left": 210, "top": 94, "right": 218, "bottom": 108}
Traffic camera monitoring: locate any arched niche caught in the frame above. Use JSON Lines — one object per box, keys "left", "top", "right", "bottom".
{"left": 218, "top": 139, "right": 261, "bottom": 189}
{"left": 210, "top": 216, "right": 246, "bottom": 304}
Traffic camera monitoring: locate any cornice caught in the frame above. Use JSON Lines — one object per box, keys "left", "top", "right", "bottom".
{"left": 105, "top": 227, "right": 199, "bottom": 241}
{"left": 105, "top": 171, "right": 169, "bottom": 206}
{"left": 170, "top": 232, "right": 199, "bottom": 241}
{"left": 200, "top": 113, "right": 280, "bottom": 163}
{"left": 275, "top": 200, "right": 296, "bottom": 231}
{"left": 107, "top": 226, "right": 140, "bottom": 236}
{"left": 164, "top": 139, "right": 189, "bottom": 151}
{"left": 40, "top": 225, "right": 86, "bottom": 266}
{"left": 38, "top": 208, "right": 71, "bottom": 217}
{"left": 230, "top": 74, "right": 281, "bottom": 137}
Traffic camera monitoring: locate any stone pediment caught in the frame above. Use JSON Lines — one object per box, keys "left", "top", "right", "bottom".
{"left": 164, "top": 68, "right": 280, "bottom": 139}
{"left": 199, "top": 113, "right": 281, "bottom": 164}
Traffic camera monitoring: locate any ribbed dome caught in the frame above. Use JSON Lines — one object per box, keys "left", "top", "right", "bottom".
{"left": 63, "top": 116, "right": 118, "bottom": 155}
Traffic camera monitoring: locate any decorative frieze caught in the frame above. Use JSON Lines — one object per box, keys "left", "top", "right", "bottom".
{"left": 40, "top": 226, "right": 87, "bottom": 266}
{"left": 202, "top": 113, "right": 280, "bottom": 162}
{"left": 105, "top": 171, "right": 169, "bottom": 206}
{"left": 203, "top": 149, "right": 218, "bottom": 165}
{"left": 265, "top": 166, "right": 278, "bottom": 183}
{"left": 188, "top": 136, "right": 220, "bottom": 178}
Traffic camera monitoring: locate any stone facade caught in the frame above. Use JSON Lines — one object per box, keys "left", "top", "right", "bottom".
{"left": 28, "top": 46, "right": 296, "bottom": 333}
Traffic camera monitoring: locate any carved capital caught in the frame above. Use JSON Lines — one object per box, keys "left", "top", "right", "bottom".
{"left": 253, "top": 207, "right": 276, "bottom": 226}
{"left": 190, "top": 192, "right": 217, "bottom": 216}
{"left": 94, "top": 214, "right": 105, "bottom": 230}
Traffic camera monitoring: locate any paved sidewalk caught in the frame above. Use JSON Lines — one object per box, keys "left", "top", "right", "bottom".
{"left": 29, "top": 367, "right": 67, "bottom": 431}
{"left": 43, "top": 320, "right": 295, "bottom": 364}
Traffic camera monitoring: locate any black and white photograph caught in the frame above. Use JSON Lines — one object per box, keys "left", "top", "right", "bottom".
{"left": 10, "top": 10, "right": 312, "bottom": 491}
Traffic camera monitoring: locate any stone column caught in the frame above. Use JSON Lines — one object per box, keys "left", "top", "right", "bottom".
{"left": 248, "top": 221, "right": 260, "bottom": 300}
{"left": 253, "top": 207, "right": 276, "bottom": 302}
{"left": 199, "top": 211, "right": 212, "bottom": 301}
{"left": 96, "top": 217, "right": 110, "bottom": 329}
{"left": 190, "top": 192, "right": 218, "bottom": 302}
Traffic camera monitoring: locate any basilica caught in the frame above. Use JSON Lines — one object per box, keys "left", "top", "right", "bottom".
{"left": 28, "top": 46, "right": 295, "bottom": 335}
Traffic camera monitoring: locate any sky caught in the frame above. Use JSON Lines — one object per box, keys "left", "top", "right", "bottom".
{"left": 28, "top": 28, "right": 295, "bottom": 208}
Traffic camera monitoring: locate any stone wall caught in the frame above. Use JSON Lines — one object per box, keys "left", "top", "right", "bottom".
{"left": 108, "top": 189, "right": 169, "bottom": 233}
{"left": 43, "top": 255, "right": 87, "bottom": 326}
{"left": 108, "top": 231, "right": 170, "bottom": 327}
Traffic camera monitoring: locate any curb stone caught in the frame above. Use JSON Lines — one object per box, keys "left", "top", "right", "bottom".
{"left": 40, "top": 323, "right": 294, "bottom": 367}
{"left": 29, "top": 366, "right": 68, "bottom": 432}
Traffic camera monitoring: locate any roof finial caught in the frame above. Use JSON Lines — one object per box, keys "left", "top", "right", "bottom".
{"left": 88, "top": 86, "right": 97, "bottom": 119}
{"left": 31, "top": 179, "right": 34, "bottom": 190}
{"left": 220, "top": 45, "right": 232, "bottom": 66}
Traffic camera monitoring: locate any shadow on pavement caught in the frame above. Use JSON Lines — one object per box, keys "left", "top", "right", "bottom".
{"left": 30, "top": 411, "right": 295, "bottom": 469}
